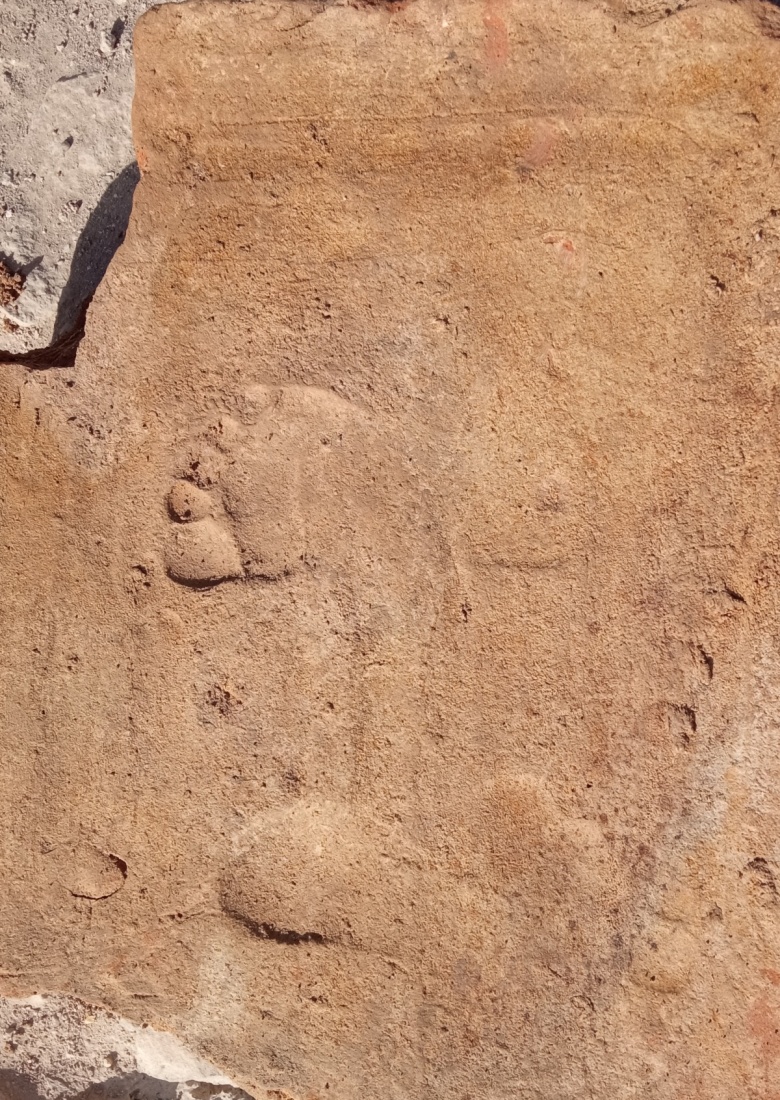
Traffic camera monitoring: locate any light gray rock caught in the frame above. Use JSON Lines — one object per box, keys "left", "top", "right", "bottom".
{"left": 0, "top": 994, "right": 254, "bottom": 1100}
{"left": 0, "top": 0, "right": 184, "bottom": 353}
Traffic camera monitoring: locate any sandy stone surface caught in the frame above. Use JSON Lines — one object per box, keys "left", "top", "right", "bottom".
{"left": 3, "top": 0, "right": 780, "bottom": 1097}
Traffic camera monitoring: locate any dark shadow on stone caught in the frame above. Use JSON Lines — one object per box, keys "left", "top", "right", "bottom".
{"left": 0, "top": 163, "right": 139, "bottom": 369}
{"left": 1, "top": 1076, "right": 255, "bottom": 1100}
{"left": 0, "top": 294, "right": 92, "bottom": 369}
{"left": 72, "top": 1073, "right": 178, "bottom": 1100}
{"left": 54, "top": 161, "right": 140, "bottom": 341}
{"left": 0, "top": 1069, "right": 46, "bottom": 1100}
{"left": 0, "top": 1073, "right": 257, "bottom": 1100}
{"left": 0, "top": 253, "right": 44, "bottom": 281}
{"left": 73, "top": 1078, "right": 255, "bottom": 1100}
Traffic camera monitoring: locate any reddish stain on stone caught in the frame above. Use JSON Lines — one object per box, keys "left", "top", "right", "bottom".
{"left": 749, "top": 995, "right": 780, "bottom": 1063}
{"left": 517, "top": 121, "right": 559, "bottom": 174}
{"left": 762, "top": 968, "right": 780, "bottom": 987}
{"left": 544, "top": 234, "right": 577, "bottom": 267}
{"left": 483, "top": 0, "right": 509, "bottom": 67}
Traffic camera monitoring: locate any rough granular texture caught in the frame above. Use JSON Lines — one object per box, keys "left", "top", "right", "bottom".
{"left": 0, "top": 993, "right": 252, "bottom": 1100}
{"left": 0, "top": 262, "right": 23, "bottom": 307}
{"left": 2, "top": 1, "right": 780, "bottom": 1097}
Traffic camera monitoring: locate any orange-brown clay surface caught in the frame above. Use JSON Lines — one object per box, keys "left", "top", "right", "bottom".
{"left": 3, "top": 2, "right": 780, "bottom": 1097}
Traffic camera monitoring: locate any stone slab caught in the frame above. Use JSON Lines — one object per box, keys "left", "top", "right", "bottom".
{"left": 3, "top": 2, "right": 780, "bottom": 1097}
